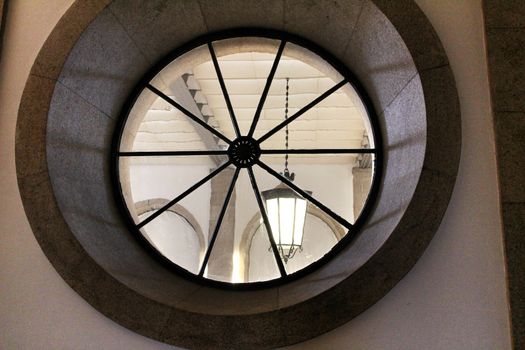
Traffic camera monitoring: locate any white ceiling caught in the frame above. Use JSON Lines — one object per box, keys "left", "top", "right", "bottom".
{"left": 133, "top": 52, "right": 369, "bottom": 164}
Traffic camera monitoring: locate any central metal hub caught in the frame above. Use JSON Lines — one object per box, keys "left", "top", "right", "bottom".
{"left": 228, "top": 137, "right": 261, "bottom": 168}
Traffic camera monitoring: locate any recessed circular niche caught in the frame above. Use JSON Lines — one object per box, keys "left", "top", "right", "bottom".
{"left": 16, "top": 1, "right": 461, "bottom": 348}
{"left": 113, "top": 32, "right": 381, "bottom": 288}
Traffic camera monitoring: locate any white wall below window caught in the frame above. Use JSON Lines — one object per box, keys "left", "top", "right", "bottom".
{"left": 0, "top": 1, "right": 511, "bottom": 349}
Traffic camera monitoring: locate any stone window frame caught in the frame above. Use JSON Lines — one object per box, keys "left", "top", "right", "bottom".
{"left": 15, "top": 1, "right": 461, "bottom": 348}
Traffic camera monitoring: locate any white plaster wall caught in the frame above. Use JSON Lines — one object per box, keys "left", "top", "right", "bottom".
{"left": 130, "top": 163, "right": 213, "bottom": 237}
{"left": 0, "top": 1, "right": 511, "bottom": 350}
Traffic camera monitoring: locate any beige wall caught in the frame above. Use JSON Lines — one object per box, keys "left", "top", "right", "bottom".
{"left": 0, "top": 1, "right": 511, "bottom": 349}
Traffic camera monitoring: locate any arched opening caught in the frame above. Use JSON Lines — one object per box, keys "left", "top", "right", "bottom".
{"left": 134, "top": 199, "right": 205, "bottom": 274}
{"left": 238, "top": 204, "right": 345, "bottom": 282}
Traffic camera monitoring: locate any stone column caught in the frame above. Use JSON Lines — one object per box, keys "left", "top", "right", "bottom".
{"left": 352, "top": 167, "right": 372, "bottom": 219}
{"left": 206, "top": 167, "right": 236, "bottom": 280}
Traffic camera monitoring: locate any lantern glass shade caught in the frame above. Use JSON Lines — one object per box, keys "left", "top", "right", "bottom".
{"left": 262, "top": 186, "right": 310, "bottom": 259}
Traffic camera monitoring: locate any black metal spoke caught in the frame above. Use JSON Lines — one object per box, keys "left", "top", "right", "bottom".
{"left": 261, "top": 148, "right": 376, "bottom": 155}
{"left": 198, "top": 167, "right": 240, "bottom": 276}
{"left": 257, "top": 79, "right": 348, "bottom": 144}
{"left": 146, "top": 84, "right": 231, "bottom": 144}
{"left": 119, "top": 150, "right": 228, "bottom": 157}
{"left": 247, "top": 40, "right": 286, "bottom": 138}
{"left": 257, "top": 160, "right": 353, "bottom": 230}
{"left": 247, "top": 168, "right": 287, "bottom": 277}
{"left": 136, "top": 161, "right": 232, "bottom": 229}
{"left": 208, "top": 42, "right": 241, "bottom": 138}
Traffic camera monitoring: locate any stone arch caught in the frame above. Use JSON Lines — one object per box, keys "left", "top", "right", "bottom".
{"left": 134, "top": 198, "right": 206, "bottom": 259}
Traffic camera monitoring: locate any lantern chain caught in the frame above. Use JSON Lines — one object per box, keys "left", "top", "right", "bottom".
{"left": 283, "top": 77, "right": 294, "bottom": 181}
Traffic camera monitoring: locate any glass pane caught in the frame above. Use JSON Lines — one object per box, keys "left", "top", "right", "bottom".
{"left": 192, "top": 37, "right": 282, "bottom": 137}
{"left": 251, "top": 42, "right": 345, "bottom": 140}
{"left": 259, "top": 153, "right": 374, "bottom": 225}
{"left": 253, "top": 166, "right": 346, "bottom": 274}
{"left": 247, "top": 223, "right": 282, "bottom": 282}
{"left": 119, "top": 45, "right": 230, "bottom": 153}
{"left": 139, "top": 210, "right": 203, "bottom": 274}
{"left": 258, "top": 82, "right": 371, "bottom": 151}
{"left": 132, "top": 164, "right": 236, "bottom": 274}
{"left": 119, "top": 155, "right": 225, "bottom": 224}
{"left": 204, "top": 169, "right": 281, "bottom": 283}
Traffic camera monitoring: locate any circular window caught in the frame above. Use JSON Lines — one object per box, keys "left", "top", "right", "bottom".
{"left": 19, "top": 2, "right": 460, "bottom": 346}
{"left": 113, "top": 31, "right": 381, "bottom": 288}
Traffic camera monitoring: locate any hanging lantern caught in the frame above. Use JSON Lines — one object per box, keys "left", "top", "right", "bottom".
{"left": 262, "top": 184, "right": 310, "bottom": 262}
{"left": 261, "top": 77, "right": 312, "bottom": 263}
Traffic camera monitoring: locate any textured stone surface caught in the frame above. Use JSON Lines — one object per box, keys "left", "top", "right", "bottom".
{"left": 381, "top": 74, "right": 426, "bottom": 179}
{"left": 198, "top": 0, "right": 284, "bottom": 32}
{"left": 419, "top": 66, "right": 461, "bottom": 177}
{"left": 16, "top": 75, "right": 91, "bottom": 283}
{"left": 15, "top": 0, "right": 461, "bottom": 348}
{"left": 63, "top": 254, "right": 174, "bottom": 342}
{"left": 207, "top": 168, "right": 236, "bottom": 280}
{"left": 86, "top": 267, "right": 173, "bottom": 342}
{"left": 0, "top": 0, "right": 6, "bottom": 59}
{"left": 486, "top": 28, "right": 525, "bottom": 112}
{"left": 484, "top": 0, "right": 525, "bottom": 28}
{"left": 278, "top": 285, "right": 354, "bottom": 345}
{"left": 284, "top": 0, "right": 363, "bottom": 59}
{"left": 46, "top": 82, "right": 118, "bottom": 236}
{"left": 30, "top": 0, "right": 112, "bottom": 80}
{"left": 17, "top": 171, "right": 86, "bottom": 275}
{"left": 15, "top": 75, "right": 55, "bottom": 177}
{"left": 344, "top": 0, "right": 418, "bottom": 113}
{"left": 502, "top": 203, "right": 525, "bottom": 350}
{"left": 47, "top": 82, "right": 113, "bottom": 184}
{"left": 46, "top": 81, "right": 200, "bottom": 307}
{"left": 176, "top": 286, "right": 279, "bottom": 315}
{"left": 371, "top": 0, "right": 448, "bottom": 71}
{"left": 58, "top": 7, "right": 150, "bottom": 117}
{"left": 494, "top": 112, "right": 525, "bottom": 203}
{"left": 109, "top": 0, "right": 207, "bottom": 63}
{"left": 484, "top": 2, "right": 525, "bottom": 347}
